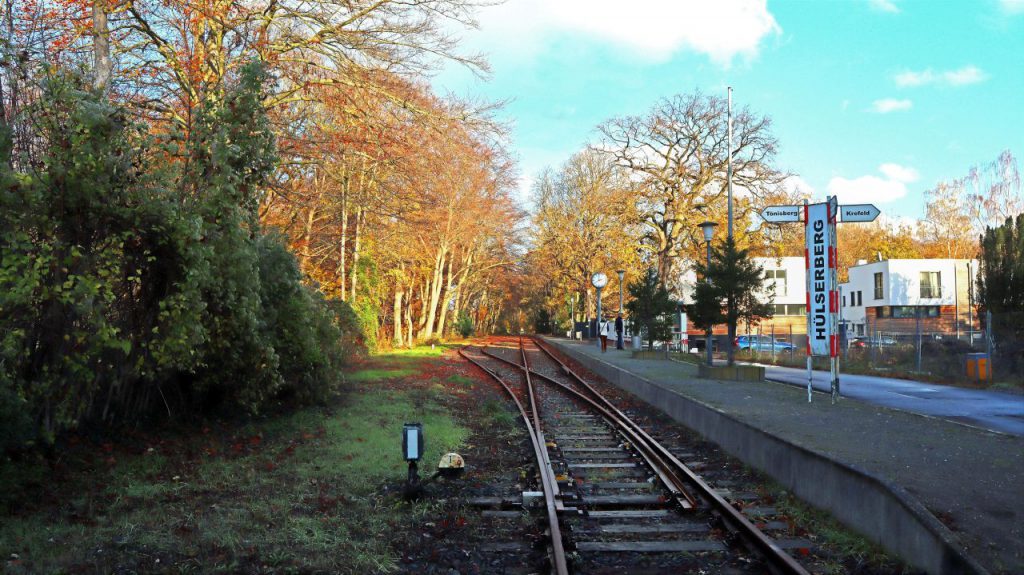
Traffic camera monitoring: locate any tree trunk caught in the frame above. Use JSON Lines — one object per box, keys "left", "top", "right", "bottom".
{"left": 727, "top": 322, "right": 737, "bottom": 367}
{"left": 405, "top": 292, "right": 414, "bottom": 347}
{"left": 337, "top": 182, "right": 347, "bottom": 300}
{"left": 416, "top": 281, "right": 428, "bottom": 333}
{"left": 300, "top": 205, "right": 317, "bottom": 275}
{"left": 92, "top": 0, "right": 113, "bottom": 94}
{"left": 350, "top": 207, "right": 362, "bottom": 302}
{"left": 421, "top": 246, "right": 447, "bottom": 340}
{"left": 393, "top": 289, "right": 403, "bottom": 348}
{"left": 435, "top": 253, "right": 455, "bottom": 337}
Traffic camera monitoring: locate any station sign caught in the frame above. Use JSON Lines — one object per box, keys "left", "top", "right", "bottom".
{"left": 840, "top": 204, "right": 880, "bottom": 223}
{"left": 761, "top": 205, "right": 802, "bottom": 223}
{"left": 761, "top": 202, "right": 881, "bottom": 225}
{"left": 805, "top": 199, "right": 838, "bottom": 357}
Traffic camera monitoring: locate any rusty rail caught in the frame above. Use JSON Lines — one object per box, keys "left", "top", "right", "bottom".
{"left": 457, "top": 347, "right": 569, "bottom": 575}
{"left": 483, "top": 346, "right": 698, "bottom": 511}
{"left": 529, "top": 336, "right": 811, "bottom": 575}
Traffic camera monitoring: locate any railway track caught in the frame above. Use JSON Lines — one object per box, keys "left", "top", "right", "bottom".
{"left": 459, "top": 336, "right": 813, "bottom": 575}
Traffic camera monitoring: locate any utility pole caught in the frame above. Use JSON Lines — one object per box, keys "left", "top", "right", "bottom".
{"left": 727, "top": 86, "right": 734, "bottom": 240}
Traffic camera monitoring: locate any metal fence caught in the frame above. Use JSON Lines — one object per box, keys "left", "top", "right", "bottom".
{"left": 736, "top": 311, "right": 1022, "bottom": 386}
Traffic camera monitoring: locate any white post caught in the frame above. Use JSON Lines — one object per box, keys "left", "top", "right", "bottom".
{"left": 727, "top": 86, "right": 734, "bottom": 240}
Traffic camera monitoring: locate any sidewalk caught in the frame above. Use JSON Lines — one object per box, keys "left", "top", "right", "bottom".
{"left": 546, "top": 337, "right": 1023, "bottom": 574}
{"left": 754, "top": 362, "right": 1024, "bottom": 436}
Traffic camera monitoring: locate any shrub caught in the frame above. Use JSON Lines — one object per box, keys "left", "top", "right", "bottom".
{"left": 0, "top": 65, "right": 363, "bottom": 448}
{"left": 457, "top": 312, "right": 474, "bottom": 338}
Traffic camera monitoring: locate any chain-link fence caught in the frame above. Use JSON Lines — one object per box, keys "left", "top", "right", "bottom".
{"left": 734, "top": 311, "right": 1022, "bottom": 388}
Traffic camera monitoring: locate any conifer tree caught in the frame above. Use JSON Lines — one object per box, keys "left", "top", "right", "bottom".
{"left": 625, "top": 268, "right": 677, "bottom": 350}
{"left": 690, "top": 237, "right": 773, "bottom": 366}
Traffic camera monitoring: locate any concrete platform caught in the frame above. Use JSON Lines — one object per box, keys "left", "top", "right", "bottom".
{"left": 543, "top": 337, "right": 1024, "bottom": 575}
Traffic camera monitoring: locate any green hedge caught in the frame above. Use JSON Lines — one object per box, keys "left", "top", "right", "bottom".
{"left": 0, "top": 66, "right": 363, "bottom": 449}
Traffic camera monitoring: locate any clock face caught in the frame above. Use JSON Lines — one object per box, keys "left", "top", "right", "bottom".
{"left": 591, "top": 272, "right": 608, "bottom": 288}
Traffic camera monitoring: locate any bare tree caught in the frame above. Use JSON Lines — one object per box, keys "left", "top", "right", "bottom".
{"left": 597, "top": 91, "right": 783, "bottom": 288}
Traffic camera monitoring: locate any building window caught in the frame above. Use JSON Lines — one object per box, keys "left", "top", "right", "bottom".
{"left": 892, "top": 306, "right": 917, "bottom": 318}
{"left": 874, "top": 273, "right": 883, "bottom": 299}
{"left": 843, "top": 295, "right": 847, "bottom": 307}
{"left": 772, "top": 304, "right": 806, "bottom": 316}
{"left": 857, "top": 291, "right": 863, "bottom": 306}
{"left": 765, "top": 269, "right": 787, "bottom": 296}
{"left": 920, "top": 272, "right": 941, "bottom": 298}
{"left": 880, "top": 305, "right": 941, "bottom": 319}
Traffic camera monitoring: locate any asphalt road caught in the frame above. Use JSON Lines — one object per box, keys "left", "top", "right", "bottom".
{"left": 753, "top": 363, "right": 1024, "bottom": 436}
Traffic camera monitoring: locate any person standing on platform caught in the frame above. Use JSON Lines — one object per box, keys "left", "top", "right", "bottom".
{"left": 615, "top": 313, "right": 624, "bottom": 350}
{"left": 599, "top": 316, "right": 610, "bottom": 352}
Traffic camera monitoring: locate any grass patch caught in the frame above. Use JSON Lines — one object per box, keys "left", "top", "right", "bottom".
{"left": 346, "top": 367, "right": 418, "bottom": 383}
{"left": 447, "top": 374, "right": 475, "bottom": 387}
{"left": 480, "top": 399, "right": 517, "bottom": 429}
{"left": 1, "top": 366, "right": 468, "bottom": 574}
{"left": 378, "top": 343, "right": 459, "bottom": 359}
{"left": 760, "top": 483, "right": 907, "bottom": 573}
{"left": 668, "top": 352, "right": 703, "bottom": 365}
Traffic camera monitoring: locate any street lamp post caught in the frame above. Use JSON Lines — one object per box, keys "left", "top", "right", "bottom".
{"left": 616, "top": 270, "right": 625, "bottom": 349}
{"left": 698, "top": 221, "right": 719, "bottom": 366}
{"left": 591, "top": 272, "right": 608, "bottom": 349}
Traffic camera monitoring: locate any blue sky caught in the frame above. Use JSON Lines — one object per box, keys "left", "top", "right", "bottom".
{"left": 433, "top": 0, "right": 1024, "bottom": 221}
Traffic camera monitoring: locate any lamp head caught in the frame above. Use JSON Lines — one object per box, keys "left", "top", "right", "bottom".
{"left": 698, "top": 221, "right": 719, "bottom": 243}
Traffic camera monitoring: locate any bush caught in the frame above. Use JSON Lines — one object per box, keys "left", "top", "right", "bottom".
{"left": 457, "top": 312, "right": 474, "bottom": 338}
{"left": 351, "top": 300, "right": 380, "bottom": 353}
{"left": 0, "top": 66, "right": 363, "bottom": 449}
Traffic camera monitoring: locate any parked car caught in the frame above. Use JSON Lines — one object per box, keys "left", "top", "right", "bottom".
{"left": 734, "top": 335, "right": 795, "bottom": 352}
{"left": 850, "top": 336, "right": 899, "bottom": 348}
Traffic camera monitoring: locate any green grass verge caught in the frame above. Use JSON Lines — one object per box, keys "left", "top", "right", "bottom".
{"left": 760, "top": 483, "right": 905, "bottom": 574}
{"left": 1, "top": 381, "right": 467, "bottom": 574}
{"left": 346, "top": 367, "right": 418, "bottom": 383}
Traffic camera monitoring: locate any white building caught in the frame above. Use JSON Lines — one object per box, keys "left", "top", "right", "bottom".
{"left": 679, "top": 256, "right": 808, "bottom": 337}
{"left": 839, "top": 258, "right": 979, "bottom": 338}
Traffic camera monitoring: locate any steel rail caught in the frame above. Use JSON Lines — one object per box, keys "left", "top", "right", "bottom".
{"left": 457, "top": 348, "right": 570, "bottom": 575}
{"left": 517, "top": 336, "right": 564, "bottom": 509}
{"left": 529, "top": 337, "right": 811, "bottom": 575}
{"left": 482, "top": 346, "right": 697, "bottom": 512}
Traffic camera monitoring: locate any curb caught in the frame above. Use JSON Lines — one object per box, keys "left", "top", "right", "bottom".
{"left": 543, "top": 337, "right": 989, "bottom": 575}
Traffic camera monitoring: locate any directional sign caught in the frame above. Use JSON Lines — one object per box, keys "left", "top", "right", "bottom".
{"left": 760, "top": 205, "right": 801, "bottom": 223}
{"left": 840, "top": 204, "right": 880, "bottom": 222}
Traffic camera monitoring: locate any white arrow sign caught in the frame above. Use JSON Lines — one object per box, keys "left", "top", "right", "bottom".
{"left": 840, "top": 204, "right": 880, "bottom": 222}
{"left": 760, "top": 205, "right": 802, "bottom": 223}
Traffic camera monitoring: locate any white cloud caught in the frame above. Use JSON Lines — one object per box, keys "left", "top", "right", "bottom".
{"left": 868, "top": 0, "right": 900, "bottom": 13}
{"left": 871, "top": 98, "right": 913, "bottom": 113}
{"left": 783, "top": 175, "right": 815, "bottom": 198}
{"left": 465, "top": 0, "right": 781, "bottom": 65}
{"left": 944, "top": 65, "right": 988, "bottom": 85}
{"left": 827, "top": 163, "right": 919, "bottom": 204}
{"left": 1000, "top": 0, "right": 1024, "bottom": 14}
{"left": 894, "top": 65, "right": 988, "bottom": 87}
{"left": 878, "top": 163, "right": 919, "bottom": 182}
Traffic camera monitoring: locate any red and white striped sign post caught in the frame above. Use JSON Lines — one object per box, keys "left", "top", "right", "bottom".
{"left": 761, "top": 197, "right": 879, "bottom": 404}
{"left": 804, "top": 197, "right": 840, "bottom": 403}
